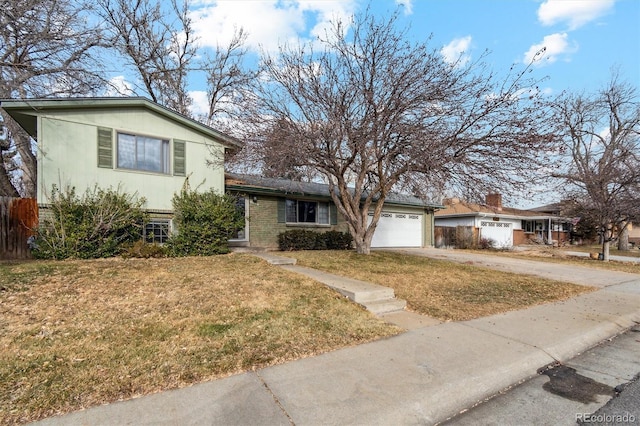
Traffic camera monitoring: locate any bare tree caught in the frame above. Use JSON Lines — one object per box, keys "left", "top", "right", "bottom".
{"left": 201, "top": 28, "right": 257, "bottom": 128}
{"left": 97, "top": 0, "right": 196, "bottom": 116}
{"left": 0, "top": 0, "right": 104, "bottom": 197}
{"left": 241, "top": 10, "right": 556, "bottom": 254}
{"left": 553, "top": 72, "right": 640, "bottom": 261}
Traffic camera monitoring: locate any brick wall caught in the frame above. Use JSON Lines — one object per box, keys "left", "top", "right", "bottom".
{"left": 247, "top": 195, "right": 349, "bottom": 249}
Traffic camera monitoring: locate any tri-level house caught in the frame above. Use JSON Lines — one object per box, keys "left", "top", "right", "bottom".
{"left": 0, "top": 97, "right": 240, "bottom": 243}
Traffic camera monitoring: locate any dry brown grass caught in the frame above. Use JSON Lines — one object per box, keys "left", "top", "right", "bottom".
{"left": 286, "top": 250, "right": 594, "bottom": 322}
{"left": 0, "top": 254, "right": 399, "bottom": 425}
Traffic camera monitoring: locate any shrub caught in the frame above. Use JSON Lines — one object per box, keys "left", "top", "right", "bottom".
{"left": 278, "top": 229, "right": 353, "bottom": 251}
{"left": 478, "top": 237, "right": 496, "bottom": 250}
{"left": 278, "top": 229, "right": 318, "bottom": 251}
{"left": 166, "top": 188, "right": 245, "bottom": 256}
{"left": 322, "top": 230, "right": 353, "bottom": 250}
{"left": 455, "top": 225, "right": 476, "bottom": 249}
{"left": 121, "top": 240, "right": 168, "bottom": 258}
{"left": 33, "top": 185, "right": 148, "bottom": 259}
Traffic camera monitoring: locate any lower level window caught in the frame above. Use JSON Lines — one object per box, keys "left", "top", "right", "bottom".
{"left": 144, "top": 220, "right": 171, "bottom": 244}
{"left": 286, "top": 200, "right": 329, "bottom": 224}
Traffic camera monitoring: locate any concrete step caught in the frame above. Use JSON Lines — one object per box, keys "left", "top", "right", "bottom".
{"left": 338, "top": 286, "right": 395, "bottom": 304}
{"left": 281, "top": 265, "right": 394, "bottom": 303}
{"left": 266, "top": 262, "right": 405, "bottom": 316}
{"left": 362, "top": 298, "right": 407, "bottom": 315}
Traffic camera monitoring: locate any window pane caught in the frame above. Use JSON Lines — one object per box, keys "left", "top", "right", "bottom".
{"left": 117, "top": 133, "right": 169, "bottom": 173}
{"left": 298, "top": 201, "right": 316, "bottom": 223}
{"left": 145, "top": 221, "right": 170, "bottom": 243}
{"left": 286, "top": 199, "right": 297, "bottom": 222}
{"left": 162, "top": 140, "right": 170, "bottom": 174}
{"left": 318, "top": 202, "right": 329, "bottom": 224}
{"left": 117, "top": 133, "right": 136, "bottom": 169}
{"left": 139, "top": 136, "right": 162, "bottom": 172}
{"left": 232, "top": 197, "right": 246, "bottom": 239}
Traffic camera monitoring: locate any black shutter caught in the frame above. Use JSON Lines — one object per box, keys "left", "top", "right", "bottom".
{"left": 97, "top": 127, "right": 113, "bottom": 168}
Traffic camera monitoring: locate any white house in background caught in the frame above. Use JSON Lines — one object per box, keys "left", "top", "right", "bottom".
{"left": 0, "top": 97, "right": 241, "bottom": 242}
{"left": 435, "top": 194, "right": 571, "bottom": 248}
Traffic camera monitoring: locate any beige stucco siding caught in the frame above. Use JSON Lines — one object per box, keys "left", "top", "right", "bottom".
{"left": 36, "top": 109, "right": 224, "bottom": 211}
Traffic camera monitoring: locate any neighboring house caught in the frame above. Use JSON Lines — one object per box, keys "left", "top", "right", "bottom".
{"left": 434, "top": 194, "right": 571, "bottom": 248}
{"left": 0, "top": 97, "right": 240, "bottom": 243}
{"left": 628, "top": 222, "right": 640, "bottom": 246}
{"left": 226, "top": 173, "right": 442, "bottom": 250}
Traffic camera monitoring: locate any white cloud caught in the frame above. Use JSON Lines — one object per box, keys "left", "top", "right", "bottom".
{"left": 104, "top": 76, "right": 134, "bottom": 96}
{"left": 190, "top": 0, "right": 357, "bottom": 54}
{"left": 537, "top": 0, "right": 615, "bottom": 30}
{"left": 440, "top": 36, "right": 472, "bottom": 66}
{"left": 523, "top": 32, "right": 578, "bottom": 66}
{"left": 394, "top": 0, "right": 414, "bottom": 15}
{"left": 189, "top": 90, "right": 210, "bottom": 118}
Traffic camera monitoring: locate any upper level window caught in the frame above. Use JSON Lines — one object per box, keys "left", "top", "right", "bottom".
{"left": 117, "top": 133, "right": 170, "bottom": 174}
{"left": 286, "top": 200, "right": 329, "bottom": 224}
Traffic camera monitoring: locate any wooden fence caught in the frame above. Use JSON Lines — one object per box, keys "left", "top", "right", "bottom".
{"left": 434, "top": 225, "right": 477, "bottom": 248}
{"left": 0, "top": 197, "right": 38, "bottom": 259}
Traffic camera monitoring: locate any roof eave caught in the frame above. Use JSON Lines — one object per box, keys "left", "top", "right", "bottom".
{"left": 0, "top": 97, "right": 242, "bottom": 149}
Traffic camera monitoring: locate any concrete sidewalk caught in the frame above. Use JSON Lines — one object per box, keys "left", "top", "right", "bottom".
{"left": 34, "top": 250, "right": 640, "bottom": 426}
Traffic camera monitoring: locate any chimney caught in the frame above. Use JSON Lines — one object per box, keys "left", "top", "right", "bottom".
{"left": 485, "top": 193, "right": 502, "bottom": 211}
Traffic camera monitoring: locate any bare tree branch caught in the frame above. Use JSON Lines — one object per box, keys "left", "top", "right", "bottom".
{"left": 0, "top": 0, "right": 105, "bottom": 196}
{"left": 552, "top": 70, "right": 640, "bottom": 260}
{"left": 96, "top": 0, "right": 195, "bottom": 116}
{"left": 238, "top": 9, "right": 556, "bottom": 254}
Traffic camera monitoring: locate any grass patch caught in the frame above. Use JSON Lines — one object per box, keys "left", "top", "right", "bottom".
{"left": 0, "top": 261, "right": 79, "bottom": 292}
{"left": 0, "top": 254, "right": 399, "bottom": 425}
{"left": 286, "top": 250, "right": 594, "bottom": 322}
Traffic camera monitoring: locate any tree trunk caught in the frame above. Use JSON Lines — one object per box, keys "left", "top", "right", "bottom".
{"left": 618, "top": 225, "right": 629, "bottom": 251}
{"left": 602, "top": 240, "right": 610, "bottom": 262}
{"left": 354, "top": 240, "right": 371, "bottom": 255}
{"left": 0, "top": 164, "right": 19, "bottom": 196}
{"left": 352, "top": 227, "right": 374, "bottom": 254}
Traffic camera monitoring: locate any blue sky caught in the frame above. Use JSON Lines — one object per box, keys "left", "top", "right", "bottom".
{"left": 109, "top": 0, "right": 639, "bottom": 206}
{"left": 174, "top": 0, "right": 639, "bottom": 115}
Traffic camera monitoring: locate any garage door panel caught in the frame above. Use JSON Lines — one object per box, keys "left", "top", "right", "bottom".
{"left": 369, "top": 211, "right": 423, "bottom": 248}
{"left": 479, "top": 221, "right": 512, "bottom": 248}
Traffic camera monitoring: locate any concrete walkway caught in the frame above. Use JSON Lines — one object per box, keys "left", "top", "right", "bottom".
{"left": 34, "top": 249, "right": 640, "bottom": 426}
{"left": 252, "top": 251, "right": 409, "bottom": 315}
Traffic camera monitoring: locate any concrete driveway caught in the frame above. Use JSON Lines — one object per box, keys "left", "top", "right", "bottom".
{"left": 390, "top": 247, "right": 640, "bottom": 290}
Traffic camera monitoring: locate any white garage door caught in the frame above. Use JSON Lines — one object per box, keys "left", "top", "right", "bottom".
{"left": 369, "top": 212, "right": 423, "bottom": 248}
{"left": 479, "top": 221, "right": 513, "bottom": 248}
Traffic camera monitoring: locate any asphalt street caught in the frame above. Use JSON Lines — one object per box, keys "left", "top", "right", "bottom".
{"left": 442, "top": 325, "right": 640, "bottom": 425}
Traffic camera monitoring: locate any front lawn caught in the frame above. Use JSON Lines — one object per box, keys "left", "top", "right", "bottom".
{"left": 0, "top": 254, "right": 398, "bottom": 425}
{"left": 286, "top": 250, "right": 594, "bottom": 321}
